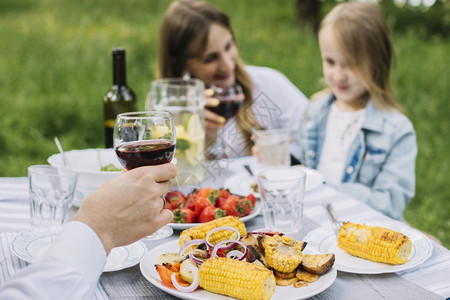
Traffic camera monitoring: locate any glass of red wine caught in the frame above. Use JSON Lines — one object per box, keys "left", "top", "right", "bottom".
{"left": 113, "top": 111, "right": 176, "bottom": 240}
{"left": 207, "top": 82, "right": 245, "bottom": 159}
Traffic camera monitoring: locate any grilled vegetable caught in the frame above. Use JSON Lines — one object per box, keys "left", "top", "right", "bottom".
{"left": 179, "top": 216, "right": 247, "bottom": 248}
{"left": 337, "top": 222, "right": 411, "bottom": 264}
{"left": 198, "top": 257, "right": 276, "bottom": 300}
{"left": 274, "top": 275, "right": 299, "bottom": 286}
{"left": 300, "top": 254, "right": 335, "bottom": 275}
{"left": 157, "top": 253, "right": 182, "bottom": 265}
{"left": 179, "top": 259, "right": 198, "bottom": 284}
{"left": 259, "top": 235, "right": 304, "bottom": 273}
{"left": 295, "top": 269, "right": 319, "bottom": 283}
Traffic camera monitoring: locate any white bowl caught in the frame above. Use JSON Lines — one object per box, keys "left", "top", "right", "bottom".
{"left": 48, "top": 148, "right": 123, "bottom": 207}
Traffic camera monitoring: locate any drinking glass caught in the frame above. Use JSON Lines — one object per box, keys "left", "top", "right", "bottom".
{"left": 113, "top": 111, "right": 176, "bottom": 240}
{"left": 257, "top": 167, "right": 306, "bottom": 234}
{"left": 209, "top": 82, "right": 245, "bottom": 121}
{"left": 207, "top": 82, "right": 245, "bottom": 159}
{"left": 252, "top": 127, "right": 291, "bottom": 167}
{"left": 28, "top": 165, "right": 79, "bottom": 227}
{"left": 146, "top": 78, "right": 206, "bottom": 185}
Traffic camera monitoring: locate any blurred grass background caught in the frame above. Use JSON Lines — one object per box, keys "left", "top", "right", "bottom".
{"left": 0, "top": 0, "right": 448, "bottom": 248}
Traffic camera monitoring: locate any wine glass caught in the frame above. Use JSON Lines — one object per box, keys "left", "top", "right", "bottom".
{"left": 113, "top": 111, "right": 176, "bottom": 240}
{"left": 207, "top": 82, "right": 245, "bottom": 159}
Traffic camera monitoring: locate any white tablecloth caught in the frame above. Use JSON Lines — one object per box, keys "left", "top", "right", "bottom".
{"left": 1, "top": 157, "right": 449, "bottom": 299}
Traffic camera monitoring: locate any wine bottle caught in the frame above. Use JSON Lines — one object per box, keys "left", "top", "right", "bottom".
{"left": 103, "top": 48, "right": 138, "bottom": 148}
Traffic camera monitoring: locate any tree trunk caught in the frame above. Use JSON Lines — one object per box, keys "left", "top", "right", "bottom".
{"left": 296, "top": 0, "right": 321, "bottom": 33}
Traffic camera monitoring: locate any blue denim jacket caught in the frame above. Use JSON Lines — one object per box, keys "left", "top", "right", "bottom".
{"left": 298, "top": 94, "right": 417, "bottom": 220}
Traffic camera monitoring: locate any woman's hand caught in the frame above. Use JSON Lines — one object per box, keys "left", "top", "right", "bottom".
{"left": 72, "top": 163, "right": 177, "bottom": 254}
{"left": 204, "top": 88, "right": 226, "bottom": 143}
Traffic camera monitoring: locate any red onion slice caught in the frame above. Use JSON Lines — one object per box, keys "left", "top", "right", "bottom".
{"left": 188, "top": 252, "right": 204, "bottom": 265}
{"left": 179, "top": 239, "right": 206, "bottom": 257}
{"left": 170, "top": 263, "right": 199, "bottom": 293}
{"left": 226, "top": 250, "right": 246, "bottom": 260}
{"left": 211, "top": 239, "right": 248, "bottom": 260}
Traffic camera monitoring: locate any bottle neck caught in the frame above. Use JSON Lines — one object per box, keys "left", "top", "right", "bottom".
{"left": 112, "top": 54, "right": 127, "bottom": 86}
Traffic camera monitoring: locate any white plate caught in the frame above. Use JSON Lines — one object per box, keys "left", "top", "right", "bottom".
{"left": 224, "top": 167, "right": 325, "bottom": 198}
{"left": 304, "top": 223, "right": 433, "bottom": 274}
{"left": 140, "top": 240, "right": 337, "bottom": 300}
{"left": 11, "top": 225, "right": 147, "bottom": 272}
{"left": 168, "top": 201, "right": 262, "bottom": 230}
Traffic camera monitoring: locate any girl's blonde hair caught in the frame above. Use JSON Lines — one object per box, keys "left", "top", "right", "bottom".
{"left": 320, "top": 2, "right": 403, "bottom": 112}
{"left": 158, "top": 0, "right": 259, "bottom": 154}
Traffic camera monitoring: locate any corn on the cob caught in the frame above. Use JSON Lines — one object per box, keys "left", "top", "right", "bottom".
{"left": 199, "top": 257, "right": 276, "bottom": 300}
{"left": 179, "top": 216, "right": 246, "bottom": 248}
{"left": 337, "top": 222, "right": 411, "bottom": 264}
{"left": 262, "top": 235, "right": 303, "bottom": 273}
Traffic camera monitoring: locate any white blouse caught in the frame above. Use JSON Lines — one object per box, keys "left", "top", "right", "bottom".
{"left": 317, "top": 102, "right": 366, "bottom": 185}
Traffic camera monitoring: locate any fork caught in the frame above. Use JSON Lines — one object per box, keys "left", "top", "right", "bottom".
{"left": 326, "top": 203, "right": 344, "bottom": 235}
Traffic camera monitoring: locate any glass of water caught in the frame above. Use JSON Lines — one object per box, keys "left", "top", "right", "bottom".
{"left": 256, "top": 167, "right": 306, "bottom": 234}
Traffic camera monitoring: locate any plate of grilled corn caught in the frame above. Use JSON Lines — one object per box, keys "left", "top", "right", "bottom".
{"left": 304, "top": 221, "right": 433, "bottom": 274}
{"left": 140, "top": 216, "right": 337, "bottom": 300}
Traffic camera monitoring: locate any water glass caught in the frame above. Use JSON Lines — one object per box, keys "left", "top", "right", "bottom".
{"left": 28, "top": 165, "right": 78, "bottom": 227}
{"left": 252, "top": 127, "right": 291, "bottom": 167}
{"left": 257, "top": 167, "right": 306, "bottom": 234}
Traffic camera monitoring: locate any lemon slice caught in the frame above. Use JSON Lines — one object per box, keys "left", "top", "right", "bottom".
{"left": 184, "top": 114, "right": 205, "bottom": 166}
{"left": 151, "top": 125, "right": 170, "bottom": 139}
{"left": 175, "top": 125, "right": 186, "bottom": 136}
{"left": 187, "top": 114, "right": 204, "bottom": 141}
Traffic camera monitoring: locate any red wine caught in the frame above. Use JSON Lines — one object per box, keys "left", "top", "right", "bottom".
{"left": 115, "top": 140, "right": 175, "bottom": 169}
{"left": 209, "top": 97, "right": 243, "bottom": 120}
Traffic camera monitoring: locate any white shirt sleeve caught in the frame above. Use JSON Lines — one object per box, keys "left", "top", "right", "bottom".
{"left": 0, "top": 221, "right": 107, "bottom": 300}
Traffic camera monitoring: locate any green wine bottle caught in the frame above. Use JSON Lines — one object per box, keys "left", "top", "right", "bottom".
{"left": 103, "top": 48, "right": 138, "bottom": 148}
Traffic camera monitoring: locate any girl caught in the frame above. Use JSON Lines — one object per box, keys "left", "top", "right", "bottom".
{"left": 298, "top": 2, "right": 417, "bottom": 220}
{"left": 157, "top": 0, "right": 309, "bottom": 160}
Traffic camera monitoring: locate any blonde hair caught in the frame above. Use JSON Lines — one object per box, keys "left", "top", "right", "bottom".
{"left": 320, "top": 2, "right": 403, "bottom": 112}
{"left": 158, "top": 0, "right": 259, "bottom": 153}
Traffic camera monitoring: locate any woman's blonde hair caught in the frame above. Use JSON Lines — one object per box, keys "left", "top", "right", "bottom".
{"left": 320, "top": 2, "right": 403, "bottom": 112}
{"left": 158, "top": 0, "right": 259, "bottom": 154}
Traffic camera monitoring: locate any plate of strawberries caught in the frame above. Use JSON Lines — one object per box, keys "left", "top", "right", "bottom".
{"left": 164, "top": 187, "right": 261, "bottom": 230}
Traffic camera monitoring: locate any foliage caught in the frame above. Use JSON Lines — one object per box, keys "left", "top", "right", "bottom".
{"left": 0, "top": 0, "right": 448, "bottom": 248}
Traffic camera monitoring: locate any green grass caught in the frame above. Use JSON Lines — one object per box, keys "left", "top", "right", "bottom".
{"left": 0, "top": 0, "right": 449, "bottom": 248}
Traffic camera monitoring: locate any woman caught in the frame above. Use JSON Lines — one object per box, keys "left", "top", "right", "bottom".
{"left": 157, "top": 0, "right": 308, "bottom": 159}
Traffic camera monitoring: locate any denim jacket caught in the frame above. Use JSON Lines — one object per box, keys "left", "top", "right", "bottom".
{"left": 298, "top": 94, "right": 417, "bottom": 220}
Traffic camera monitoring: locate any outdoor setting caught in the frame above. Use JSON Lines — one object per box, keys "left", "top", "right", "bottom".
{"left": 0, "top": 0, "right": 449, "bottom": 298}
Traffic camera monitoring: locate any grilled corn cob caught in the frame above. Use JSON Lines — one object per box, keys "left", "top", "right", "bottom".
{"left": 338, "top": 222, "right": 411, "bottom": 264}
{"left": 179, "top": 216, "right": 247, "bottom": 248}
{"left": 199, "top": 257, "right": 276, "bottom": 300}
{"left": 261, "top": 235, "right": 303, "bottom": 273}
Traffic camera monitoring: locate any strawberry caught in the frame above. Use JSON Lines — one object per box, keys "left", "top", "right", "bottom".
{"left": 198, "top": 206, "right": 226, "bottom": 223}
{"left": 236, "top": 198, "right": 254, "bottom": 216}
{"left": 194, "top": 196, "right": 214, "bottom": 216}
{"left": 245, "top": 193, "right": 256, "bottom": 206}
{"left": 222, "top": 195, "right": 254, "bottom": 217}
{"left": 196, "top": 188, "right": 212, "bottom": 199}
{"left": 215, "top": 189, "right": 230, "bottom": 209}
{"left": 222, "top": 195, "right": 241, "bottom": 217}
{"left": 172, "top": 208, "right": 196, "bottom": 223}
{"left": 165, "top": 191, "right": 186, "bottom": 210}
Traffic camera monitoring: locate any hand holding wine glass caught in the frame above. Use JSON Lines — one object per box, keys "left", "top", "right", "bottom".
{"left": 114, "top": 111, "right": 176, "bottom": 240}
{"left": 205, "top": 82, "right": 244, "bottom": 159}
{"left": 207, "top": 82, "right": 244, "bottom": 121}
